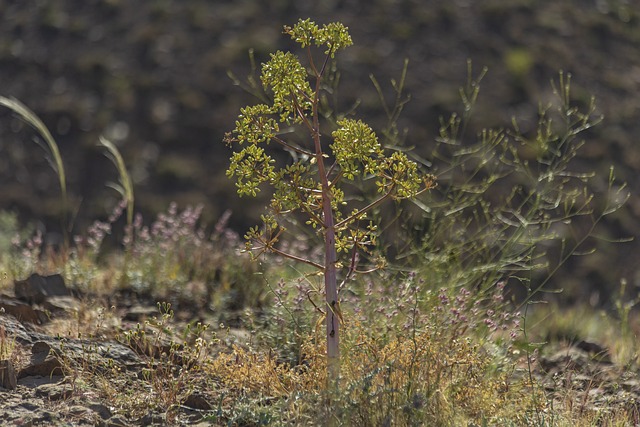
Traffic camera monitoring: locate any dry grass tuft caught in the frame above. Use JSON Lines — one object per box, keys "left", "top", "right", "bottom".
{"left": 206, "top": 319, "right": 544, "bottom": 425}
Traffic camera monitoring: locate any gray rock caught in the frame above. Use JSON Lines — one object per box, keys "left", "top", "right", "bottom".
{"left": 137, "top": 411, "right": 166, "bottom": 425}
{"left": 35, "top": 381, "right": 74, "bottom": 400}
{"left": 103, "top": 415, "right": 129, "bottom": 426}
{"left": 14, "top": 273, "right": 70, "bottom": 305}
{"left": 88, "top": 401, "right": 113, "bottom": 420}
{"left": 18, "top": 375, "right": 64, "bottom": 388}
{"left": 0, "top": 313, "right": 38, "bottom": 344}
{"left": 18, "top": 341, "right": 64, "bottom": 378}
{"left": 0, "top": 315, "right": 145, "bottom": 374}
{"left": 67, "top": 404, "right": 90, "bottom": 417}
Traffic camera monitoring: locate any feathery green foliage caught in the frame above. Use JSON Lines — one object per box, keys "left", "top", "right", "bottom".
{"left": 224, "top": 19, "right": 435, "bottom": 387}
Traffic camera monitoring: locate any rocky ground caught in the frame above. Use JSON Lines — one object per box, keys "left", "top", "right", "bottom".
{"left": 0, "top": 274, "right": 638, "bottom": 425}
{"left": 0, "top": 274, "right": 225, "bottom": 426}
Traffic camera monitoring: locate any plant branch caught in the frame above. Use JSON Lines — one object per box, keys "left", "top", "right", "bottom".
{"left": 251, "top": 243, "right": 325, "bottom": 270}
{"left": 292, "top": 91, "right": 316, "bottom": 136}
{"left": 335, "top": 189, "right": 394, "bottom": 228}
{"left": 326, "top": 162, "right": 345, "bottom": 187}
{"left": 293, "top": 185, "right": 325, "bottom": 226}
{"left": 307, "top": 46, "right": 319, "bottom": 77}
{"left": 271, "top": 134, "right": 315, "bottom": 157}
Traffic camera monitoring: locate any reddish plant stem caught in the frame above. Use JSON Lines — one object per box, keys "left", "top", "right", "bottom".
{"left": 310, "top": 52, "right": 340, "bottom": 387}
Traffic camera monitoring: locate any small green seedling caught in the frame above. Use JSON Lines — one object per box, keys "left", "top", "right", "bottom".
{"left": 224, "top": 19, "right": 435, "bottom": 387}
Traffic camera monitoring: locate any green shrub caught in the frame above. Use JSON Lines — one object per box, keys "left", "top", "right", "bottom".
{"left": 224, "top": 18, "right": 436, "bottom": 387}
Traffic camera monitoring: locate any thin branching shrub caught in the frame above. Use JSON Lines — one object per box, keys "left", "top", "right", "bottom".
{"left": 395, "top": 66, "right": 627, "bottom": 320}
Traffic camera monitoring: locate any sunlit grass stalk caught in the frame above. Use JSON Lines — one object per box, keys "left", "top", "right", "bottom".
{"left": 0, "top": 96, "right": 68, "bottom": 245}
{"left": 98, "top": 136, "right": 135, "bottom": 286}
{"left": 98, "top": 136, "right": 134, "bottom": 228}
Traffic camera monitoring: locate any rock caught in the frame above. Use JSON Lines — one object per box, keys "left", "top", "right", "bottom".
{"left": 14, "top": 273, "right": 70, "bottom": 305}
{"left": 0, "top": 359, "right": 17, "bottom": 390}
{"left": 2, "top": 403, "right": 60, "bottom": 426}
{"left": 88, "top": 401, "right": 113, "bottom": 420}
{"left": 137, "top": 411, "right": 166, "bottom": 425}
{"left": 42, "top": 295, "right": 80, "bottom": 315}
{"left": 0, "top": 296, "right": 49, "bottom": 324}
{"left": 18, "top": 337, "right": 146, "bottom": 378}
{"left": 18, "top": 341, "right": 64, "bottom": 378}
{"left": 104, "top": 415, "right": 130, "bottom": 426}
{"left": 35, "top": 382, "right": 74, "bottom": 400}
{"left": 123, "top": 304, "right": 158, "bottom": 321}
{"left": 0, "top": 314, "right": 145, "bottom": 375}
{"left": 18, "top": 375, "right": 64, "bottom": 388}
{"left": 576, "top": 340, "right": 612, "bottom": 363}
{"left": 0, "top": 274, "right": 79, "bottom": 325}
{"left": 67, "top": 405, "right": 90, "bottom": 417}
{"left": 0, "top": 313, "right": 39, "bottom": 344}
{"left": 183, "top": 392, "right": 212, "bottom": 410}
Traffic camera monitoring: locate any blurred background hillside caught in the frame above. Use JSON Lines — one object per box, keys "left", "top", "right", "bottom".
{"left": 0, "top": 0, "right": 638, "bottom": 304}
